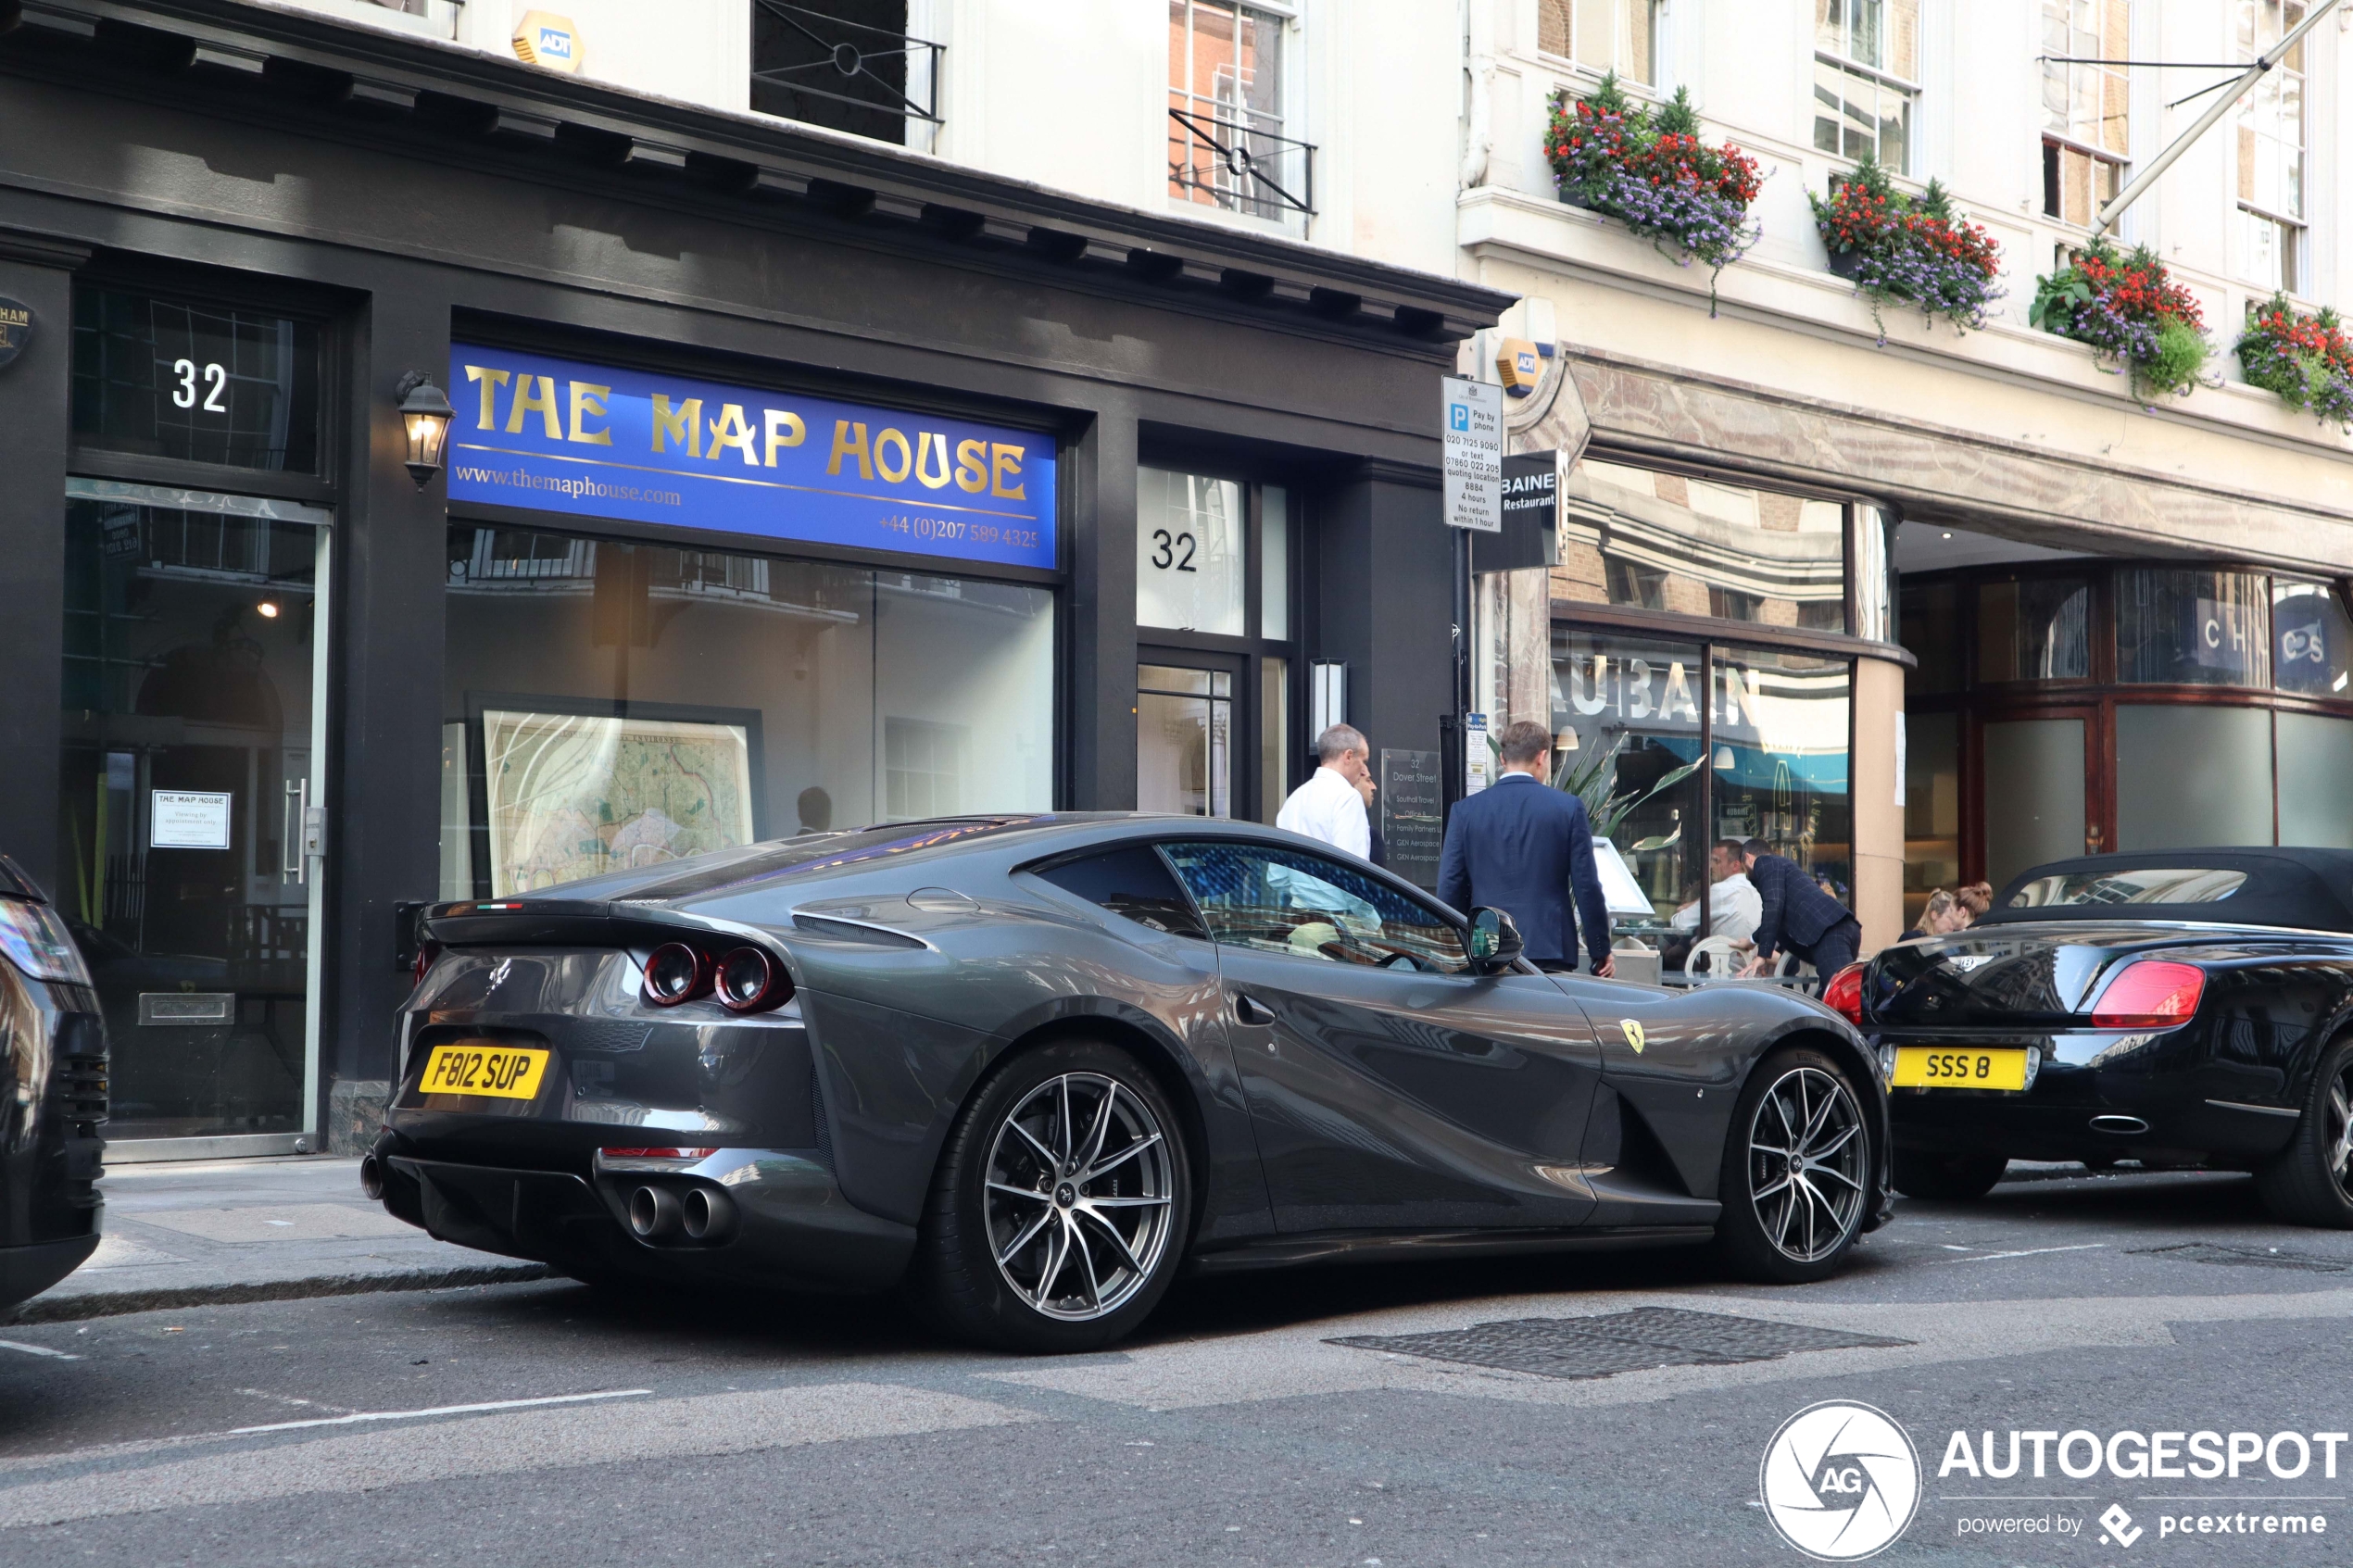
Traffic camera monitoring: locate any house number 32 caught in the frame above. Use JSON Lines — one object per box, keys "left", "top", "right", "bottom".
{"left": 170, "top": 358, "right": 230, "bottom": 413}
{"left": 1150, "top": 529, "right": 1197, "bottom": 572}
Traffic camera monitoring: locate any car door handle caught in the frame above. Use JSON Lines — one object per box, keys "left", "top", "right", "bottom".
{"left": 1234, "top": 994, "right": 1276, "bottom": 1027}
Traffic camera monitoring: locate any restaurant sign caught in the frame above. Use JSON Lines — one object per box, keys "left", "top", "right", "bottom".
{"left": 447, "top": 345, "right": 1057, "bottom": 571}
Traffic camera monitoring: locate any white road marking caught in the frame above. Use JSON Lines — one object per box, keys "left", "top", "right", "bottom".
{"left": 0, "top": 1383, "right": 1038, "bottom": 1529}
{"left": 1939, "top": 1243, "right": 2108, "bottom": 1263}
{"left": 229, "top": 1387, "right": 651, "bottom": 1434}
{"left": 0, "top": 1340, "right": 80, "bottom": 1361}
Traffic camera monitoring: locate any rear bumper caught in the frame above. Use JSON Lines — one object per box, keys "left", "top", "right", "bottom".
{"left": 1884, "top": 1046, "right": 2299, "bottom": 1166}
{"left": 0, "top": 1233, "right": 100, "bottom": 1311}
{"left": 373, "top": 1137, "right": 913, "bottom": 1293}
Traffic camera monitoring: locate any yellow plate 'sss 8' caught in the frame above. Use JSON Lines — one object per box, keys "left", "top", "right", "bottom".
{"left": 1889, "top": 1047, "right": 2030, "bottom": 1091}
{"left": 419, "top": 1043, "right": 551, "bottom": 1100}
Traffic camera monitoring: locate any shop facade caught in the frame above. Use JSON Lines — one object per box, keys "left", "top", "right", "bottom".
{"left": 0, "top": 2, "right": 1505, "bottom": 1157}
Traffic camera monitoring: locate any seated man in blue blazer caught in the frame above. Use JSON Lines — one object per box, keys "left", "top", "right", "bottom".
{"left": 1738, "top": 838, "right": 1863, "bottom": 983}
{"left": 1438, "top": 720, "right": 1615, "bottom": 976}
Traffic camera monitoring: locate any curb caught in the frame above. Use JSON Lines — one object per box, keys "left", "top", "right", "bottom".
{"left": 6, "top": 1261, "right": 555, "bottom": 1324}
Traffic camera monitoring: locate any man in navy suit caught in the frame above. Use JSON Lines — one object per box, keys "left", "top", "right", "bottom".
{"left": 1739, "top": 838, "right": 1863, "bottom": 982}
{"left": 1438, "top": 720, "right": 1615, "bottom": 976}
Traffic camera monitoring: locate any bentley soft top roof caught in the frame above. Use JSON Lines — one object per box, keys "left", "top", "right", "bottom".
{"left": 1984, "top": 847, "right": 2353, "bottom": 933}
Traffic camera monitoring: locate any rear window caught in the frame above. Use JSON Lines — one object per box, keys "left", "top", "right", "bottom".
{"left": 2007, "top": 868, "right": 2248, "bottom": 908}
{"left": 1033, "top": 846, "right": 1209, "bottom": 940}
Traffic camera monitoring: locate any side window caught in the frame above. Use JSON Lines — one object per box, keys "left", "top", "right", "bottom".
{"left": 1162, "top": 841, "right": 1468, "bottom": 973}
{"left": 1032, "top": 846, "right": 1209, "bottom": 940}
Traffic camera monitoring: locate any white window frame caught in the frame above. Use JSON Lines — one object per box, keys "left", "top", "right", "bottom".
{"left": 2233, "top": 0, "right": 2309, "bottom": 295}
{"left": 1813, "top": 0, "right": 1922, "bottom": 174}
{"left": 1166, "top": 0, "right": 1306, "bottom": 231}
{"left": 1533, "top": 0, "right": 1665, "bottom": 89}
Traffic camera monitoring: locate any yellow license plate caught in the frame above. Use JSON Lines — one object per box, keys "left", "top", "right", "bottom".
{"left": 1891, "top": 1047, "right": 2030, "bottom": 1091}
{"left": 418, "top": 1042, "right": 550, "bottom": 1101}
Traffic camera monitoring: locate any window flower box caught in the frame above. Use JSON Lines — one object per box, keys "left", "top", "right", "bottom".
{"left": 2235, "top": 294, "right": 2353, "bottom": 430}
{"left": 1544, "top": 75, "right": 1762, "bottom": 307}
{"left": 2030, "top": 240, "right": 2211, "bottom": 403}
{"left": 1809, "top": 154, "right": 2003, "bottom": 340}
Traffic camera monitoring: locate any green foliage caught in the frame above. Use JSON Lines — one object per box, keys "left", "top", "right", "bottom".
{"left": 1551, "top": 732, "right": 1704, "bottom": 842}
{"left": 2145, "top": 318, "right": 2211, "bottom": 398}
{"left": 1653, "top": 85, "right": 1703, "bottom": 139}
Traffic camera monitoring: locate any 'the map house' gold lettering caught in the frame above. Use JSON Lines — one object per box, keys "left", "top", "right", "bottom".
{"left": 459, "top": 365, "right": 1034, "bottom": 497}
{"left": 568, "top": 382, "right": 612, "bottom": 445}
{"left": 652, "top": 394, "right": 703, "bottom": 458}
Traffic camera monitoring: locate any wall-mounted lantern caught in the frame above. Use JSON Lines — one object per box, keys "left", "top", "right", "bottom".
{"left": 395, "top": 371, "right": 455, "bottom": 491}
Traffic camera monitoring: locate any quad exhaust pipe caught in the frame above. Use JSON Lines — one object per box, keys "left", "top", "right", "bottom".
{"left": 628, "top": 1184, "right": 736, "bottom": 1243}
{"left": 359, "top": 1153, "right": 385, "bottom": 1200}
{"left": 2089, "top": 1114, "right": 2150, "bottom": 1135}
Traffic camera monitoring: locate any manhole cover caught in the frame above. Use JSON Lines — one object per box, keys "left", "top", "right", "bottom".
{"left": 1328, "top": 1307, "right": 1911, "bottom": 1381}
{"left": 2132, "top": 1242, "right": 2347, "bottom": 1273}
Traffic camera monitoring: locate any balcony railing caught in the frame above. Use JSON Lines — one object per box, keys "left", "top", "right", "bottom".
{"left": 1168, "top": 107, "right": 1315, "bottom": 229}
{"left": 751, "top": 1, "right": 941, "bottom": 144}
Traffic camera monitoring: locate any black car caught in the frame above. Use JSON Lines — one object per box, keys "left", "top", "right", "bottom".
{"left": 1833, "top": 847, "right": 2353, "bottom": 1223}
{"left": 0, "top": 859, "right": 107, "bottom": 1311}
{"left": 370, "top": 814, "right": 1890, "bottom": 1350}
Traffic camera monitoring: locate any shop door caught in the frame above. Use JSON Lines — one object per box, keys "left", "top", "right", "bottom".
{"left": 1974, "top": 708, "right": 2097, "bottom": 891}
{"left": 59, "top": 484, "right": 331, "bottom": 1154}
{"left": 1136, "top": 652, "right": 1246, "bottom": 819}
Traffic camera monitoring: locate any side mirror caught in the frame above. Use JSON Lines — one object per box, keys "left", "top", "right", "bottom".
{"left": 1466, "top": 907, "right": 1525, "bottom": 972}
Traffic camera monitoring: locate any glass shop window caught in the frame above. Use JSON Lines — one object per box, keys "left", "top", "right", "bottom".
{"left": 72, "top": 286, "right": 321, "bottom": 473}
{"left": 2117, "top": 569, "right": 2271, "bottom": 687}
{"left": 1976, "top": 577, "right": 2090, "bottom": 683}
{"left": 1713, "top": 645, "right": 1855, "bottom": 895}
{"left": 1549, "top": 628, "right": 1708, "bottom": 930}
{"left": 2273, "top": 578, "right": 2353, "bottom": 698}
{"left": 439, "top": 526, "right": 1054, "bottom": 897}
{"left": 1554, "top": 458, "right": 1849, "bottom": 633}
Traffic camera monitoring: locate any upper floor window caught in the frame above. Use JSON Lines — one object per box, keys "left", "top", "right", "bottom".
{"left": 750, "top": 2, "right": 942, "bottom": 147}
{"left": 2234, "top": 0, "right": 2307, "bottom": 294}
{"left": 1536, "top": 0, "right": 1659, "bottom": 86}
{"left": 1814, "top": 0, "right": 1918, "bottom": 173}
{"left": 1168, "top": 1, "right": 1312, "bottom": 229}
{"left": 2041, "top": 0, "right": 2129, "bottom": 225}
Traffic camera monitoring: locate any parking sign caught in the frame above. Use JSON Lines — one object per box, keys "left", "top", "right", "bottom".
{"left": 1441, "top": 376, "right": 1502, "bottom": 533}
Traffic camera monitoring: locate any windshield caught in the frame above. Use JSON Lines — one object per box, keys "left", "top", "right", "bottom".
{"left": 529, "top": 817, "right": 1048, "bottom": 903}
{"left": 2007, "top": 868, "right": 2248, "bottom": 908}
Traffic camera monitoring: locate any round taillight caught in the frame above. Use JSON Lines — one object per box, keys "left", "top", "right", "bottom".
{"left": 715, "top": 947, "right": 789, "bottom": 1012}
{"left": 1821, "top": 962, "right": 1868, "bottom": 1025}
{"left": 643, "top": 942, "right": 707, "bottom": 1006}
{"left": 2090, "top": 960, "right": 2206, "bottom": 1029}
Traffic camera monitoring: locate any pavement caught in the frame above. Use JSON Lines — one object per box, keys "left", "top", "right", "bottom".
{"left": 4, "top": 1161, "right": 2353, "bottom": 1564}
{"left": 6, "top": 1157, "right": 546, "bottom": 1324}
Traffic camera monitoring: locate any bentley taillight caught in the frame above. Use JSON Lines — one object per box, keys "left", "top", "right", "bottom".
{"left": 1822, "top": 962, "right": 1867, "bottom": 1025}
{"left": 2090, "top": 960, "right": 2206, "bottom": 1029}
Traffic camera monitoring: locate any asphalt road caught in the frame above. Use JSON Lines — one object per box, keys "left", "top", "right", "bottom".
{"left": 6, "top": 1169, "right": 2353, "bottom": 1566}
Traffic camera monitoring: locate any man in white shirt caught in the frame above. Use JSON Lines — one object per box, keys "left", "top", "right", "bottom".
{"left": 1670, "top": 838, "right": 1763, "bottom": 946}
{"left": 1276, "top": 723, "right": 1372, "bottom": 859}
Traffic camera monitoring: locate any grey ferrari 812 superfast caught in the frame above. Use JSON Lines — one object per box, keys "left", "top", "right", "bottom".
{"left": 368, "top": 815, "right": 1890, "bottom": 1349}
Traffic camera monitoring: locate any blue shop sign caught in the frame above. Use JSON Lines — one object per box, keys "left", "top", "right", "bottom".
{"left": 446, "top": 345, "right": 1056, "bottom": 571}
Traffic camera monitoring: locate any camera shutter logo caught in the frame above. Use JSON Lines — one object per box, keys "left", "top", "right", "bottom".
{"left": 1759, "top": 1400, "right": 1921, "bottom": 1560}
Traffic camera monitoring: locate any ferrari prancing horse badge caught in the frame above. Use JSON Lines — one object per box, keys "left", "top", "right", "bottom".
{"left": 1619, "top": 1019, "right": 1645, "bottom": 1054}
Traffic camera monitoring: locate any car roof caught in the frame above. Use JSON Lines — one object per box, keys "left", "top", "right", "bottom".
{"left": 511, "top": 812, "right": 1401, "bottom": 907}
{"left": 1984, "top": 847, "right": 2353, "bottom": 933}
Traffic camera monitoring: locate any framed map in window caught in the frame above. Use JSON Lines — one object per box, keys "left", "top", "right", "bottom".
{"left": 474, "top": 701, "right": 760, "bottom": 896}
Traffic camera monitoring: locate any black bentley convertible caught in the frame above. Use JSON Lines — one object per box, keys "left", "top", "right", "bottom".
{"left": 1835, "top": 847, "right": 2353, "bottom": 1223}
{"left": 370, "top": 814, "right": 1888, "bottom": 1350}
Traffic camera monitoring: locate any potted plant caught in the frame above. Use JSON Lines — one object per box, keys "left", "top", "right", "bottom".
{"left": 2235, "top": 292, "right": 2353, "bottom": 430}
{"left": 1544, "top": 75, "right": 1763, "bottom": 307}
{"left": 1808, "top": 154, "right": 2004, "bottom": 339}
{"left": 2029, "top": 240, "right": 2211, "bottom": 402}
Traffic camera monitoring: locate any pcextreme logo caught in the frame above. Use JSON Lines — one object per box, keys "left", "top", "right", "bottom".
{"left": 1760, "top": 1401, "right": 1923, "bottom": 1560}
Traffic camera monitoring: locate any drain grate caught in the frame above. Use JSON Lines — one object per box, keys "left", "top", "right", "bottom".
{"left": 1328, "top": 1307, "right": 1911, "bottom": 1381}
{"left": 2132, "top": 1242, "right": 2348, "bottom": 1273}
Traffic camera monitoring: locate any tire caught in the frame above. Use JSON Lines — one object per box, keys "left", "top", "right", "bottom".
{"left": 2254, "top": 1035, "right": 2353, "bottom": 1228}
{"left": 912, "top": 1039, "right": 1192, "bottom": 1352}
{"left": 1714, "top": 1047, "right": 1873, "bottom": 1285}
{"left": 1892, "top": 1149, "right": 2011, "bottom": 1202}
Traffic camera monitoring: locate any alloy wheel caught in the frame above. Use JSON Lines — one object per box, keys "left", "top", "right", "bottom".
{"left": 983, "top": 1072, "right": 1176, "bottom": 1322}
{"left": 2329, "top": 1064, "right": 2353, "bottom": 1202}
{"left": 1747, "top": 1065, "right": 1868, "bottom": 1264}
